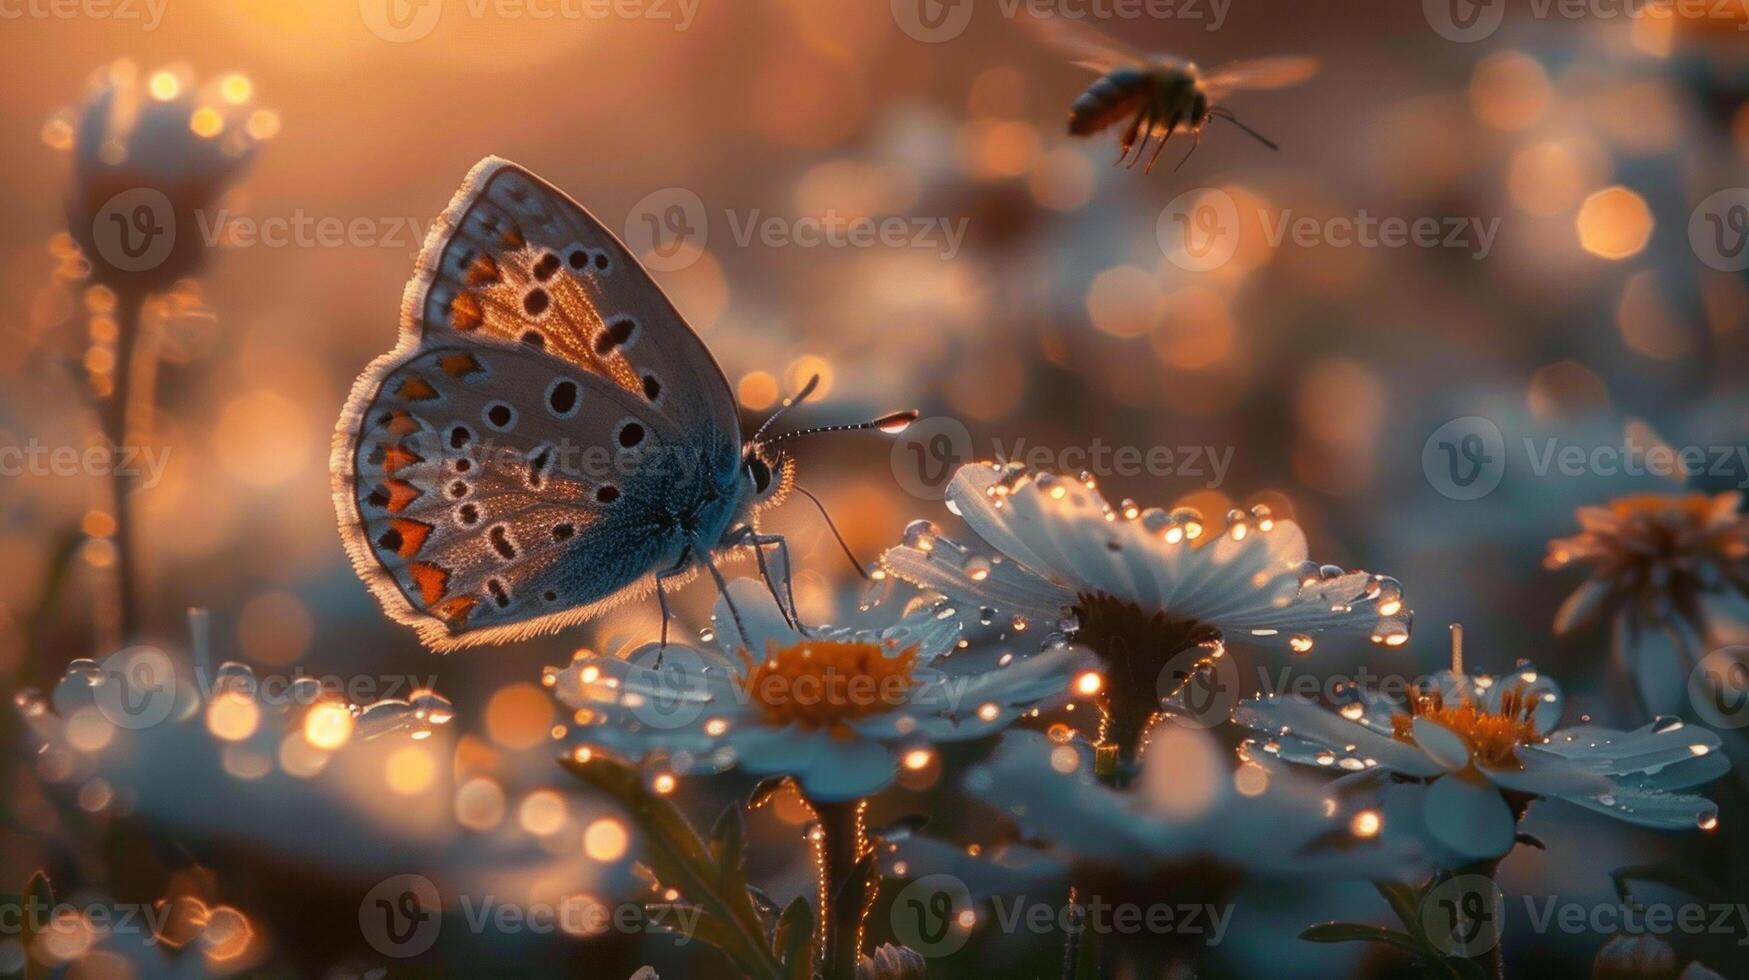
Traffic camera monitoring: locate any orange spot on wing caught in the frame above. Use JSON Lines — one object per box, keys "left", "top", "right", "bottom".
{"left": 387, "top": 518, "right": 432, "bottom": 557}
{"left": 408, "top": 561, "right": 450, "bottom": 605}
{"left": 501, "top": 227, "right": 525, "bottom": 249}
{"left": 382, "top": 443, "right": 425, "bottom": 475}
{"left": 450, "top": 293, "right": 483, "bottom": 332}
{"left": 465, "top": 254, "right": 501, "bottom": 286}
{"left": 433, "top": 595, "right": 477, "bottom": 627}
{"left": 439, "top": 353, "right": 483, "bottom": 378}
{"left": 385, "top": 479, "right": 421, "bottom": 513}
{"left": 378, "top": 410, "right": 420, "bottom": 437}
{"left": 396, "top": 377, "right": 439, "bottom": 401}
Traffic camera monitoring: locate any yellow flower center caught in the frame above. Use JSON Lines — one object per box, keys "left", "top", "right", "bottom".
{"left": 736, "top": 639, "right": 918, "bottom": 735}
{"left": 1392, "top": 684, "right": 1540, "bottom": 769}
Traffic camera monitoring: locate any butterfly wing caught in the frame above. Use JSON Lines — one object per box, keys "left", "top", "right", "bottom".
{"left": 334, "top": 157, "right": 740, "bottom": 650}
{"left": 405, "top": 156, "right": 740, "bottom": 465}
{"left": 1201, "top": 57, "right": 1319, "bottom": 99}
{"left": 1018, "top": 11, "right": 1144, "bottom": 74}
{"left": 335, "top": 342, "right": 709, "bottom": 650}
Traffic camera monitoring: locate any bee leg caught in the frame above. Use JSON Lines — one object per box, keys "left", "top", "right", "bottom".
{"left": 1117, "top": 104, "right": 1152, "bottom": 168}
{"left": 1145, "top": 113, "right": 1183, "bottom": 175}
{"left": 1174, "top": 126, "right": 1204, "bottom": 172}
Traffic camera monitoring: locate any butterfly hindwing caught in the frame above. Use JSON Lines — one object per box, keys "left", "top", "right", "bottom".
{"left": 406, "top": 157, "right": 740, "bottom": 470}
{"left": 335, "top": 342, "right": 705, "bottom": 650}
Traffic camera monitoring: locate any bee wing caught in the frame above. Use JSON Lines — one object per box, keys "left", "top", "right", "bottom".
{"left": 1201, "top": 56, "right": 1320, "bottom": 98}
{"left": 1018, "top": 12, "right": 1144, "bottom": 74}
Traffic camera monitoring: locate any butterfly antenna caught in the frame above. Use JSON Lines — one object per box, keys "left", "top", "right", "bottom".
{"left": 749, "top": 374, "right": 822, "bottom": 445}
{"left": 766, "top": 409, "right": 920, "bottom": 447}
{"left": 1210, "top": 108, "right": 1279, "bottom": 151}
{"left": 794, "top": 484, "right": 871, "bottom": 580}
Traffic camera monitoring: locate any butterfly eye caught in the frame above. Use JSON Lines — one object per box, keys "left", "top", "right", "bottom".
{"left": 747, "top": 457, "right": 773, "bottom": 495}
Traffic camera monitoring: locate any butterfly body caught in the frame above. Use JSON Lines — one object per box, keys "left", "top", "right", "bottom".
{"left": 333, "top": 158, "right": 794, "bottom": 651}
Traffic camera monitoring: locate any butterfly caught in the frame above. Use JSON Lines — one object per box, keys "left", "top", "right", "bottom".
{"left": 332, "top": 157, "right": 915, "bottom": 651}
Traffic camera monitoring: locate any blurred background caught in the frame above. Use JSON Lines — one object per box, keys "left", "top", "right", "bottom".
{"left": 1, "top": 1, "right": 1747, "bottom": 977}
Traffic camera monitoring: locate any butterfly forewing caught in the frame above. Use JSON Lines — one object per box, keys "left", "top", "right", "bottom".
{"left": 407, "top": 157, "right": 740, "bottom": 466}
{"left": 335, "top": 157, "right": 743, "bottom": 651}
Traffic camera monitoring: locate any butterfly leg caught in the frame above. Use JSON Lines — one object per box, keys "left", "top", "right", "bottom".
{"left": 747, "top": 532, "right": 806, "bottom": 636}
{"left": 654, "top": 545, "right": 694, "bottom": 663}
{"left": 697, "top": 544, "right": 750, "bottom": 649}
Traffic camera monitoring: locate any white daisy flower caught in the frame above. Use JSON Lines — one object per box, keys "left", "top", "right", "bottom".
{"left": 964, "top": 723, "right": 1417, "bottom": 880}
{"left": 1233, "top": 631, "right": 1727, "bottom": 864}
{"left": 552, "top": 578, "right": 1096, "bottom": 803}
{"left": 882, "top": 461, "right": 1411, "bottom": 761}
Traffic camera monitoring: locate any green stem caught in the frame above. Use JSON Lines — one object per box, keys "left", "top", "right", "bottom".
{"left": 1452, "top": 859, "right": 1505, "bottom": 980}
{"left": 100, "top": 291, "right": 146, "bottom": 644}
{"left": 812, "top": 798, "right": 869, "bottom": 980}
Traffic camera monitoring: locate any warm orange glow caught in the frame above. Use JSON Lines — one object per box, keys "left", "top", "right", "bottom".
{"left": 1576, "top": 187, "right": 1653, "bottom": 259}
{"left": 584, "top": 817, "right": 630, "bottom": 861}
{"left": 207, "top": 693, "right": 260, "bottom": 742}
{"left": 737, "top": 639, "right": 917, "bottom": 732}
{"left": 302, "top": 701, "right": 354, "bottom": 750}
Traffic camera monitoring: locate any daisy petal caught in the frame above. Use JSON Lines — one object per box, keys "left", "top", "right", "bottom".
{"left": 1233, "top": 697, "right": 1446, "bottom": 778}
{"left": 1422, "top": 775, "right": 1515, "bottom": 861}
{"left": 1563, "top": 783, "right": 1721, "bottom": 831}
{"left": 1481, "top": 747, "right": 1613, "bottom": 798}
{"left": 1412, "top": 717, "right": 1471, "bottom": 771}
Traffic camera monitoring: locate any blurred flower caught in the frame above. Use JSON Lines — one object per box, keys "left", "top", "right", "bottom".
{"left": 953, "top": 722, "right": 1416, "bottom": 969}
{"left": 1235, "top": 658, "right": 1727, "bottom": 865}
{"left": 554, "top": 579, "right": 1092, "bottom": 802}
{"left": 855, "top": 943, "right": 927, "bottom": 980}
{"left": 882, "top": 462, "right": 1411, "bottom": 760}
{"left": 1549, "top": 493, "right": 1749, "bottom": 635}
{"left": 51, "top": 59, "right": 274, "bottom": 295}
{"left": 965, "top": 723, "right": 1414, "bottom": 879}
{"left": 1592, "top": 933, "right": 1677, "bottom": 980}
{"left": 1547, "top": 492, "right": 1749, "bottom": 714}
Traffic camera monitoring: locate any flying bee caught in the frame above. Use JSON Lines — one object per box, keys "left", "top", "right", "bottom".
{"left": 1023, "top": 15, "right": 1319, "bottom": 174}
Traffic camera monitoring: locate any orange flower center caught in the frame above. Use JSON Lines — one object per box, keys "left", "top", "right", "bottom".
{"left": 1391, "top": 684, "right": 1540, "bottom": 769}
{"left": 736, "top": 639, "right": 918, "bottom": 735}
